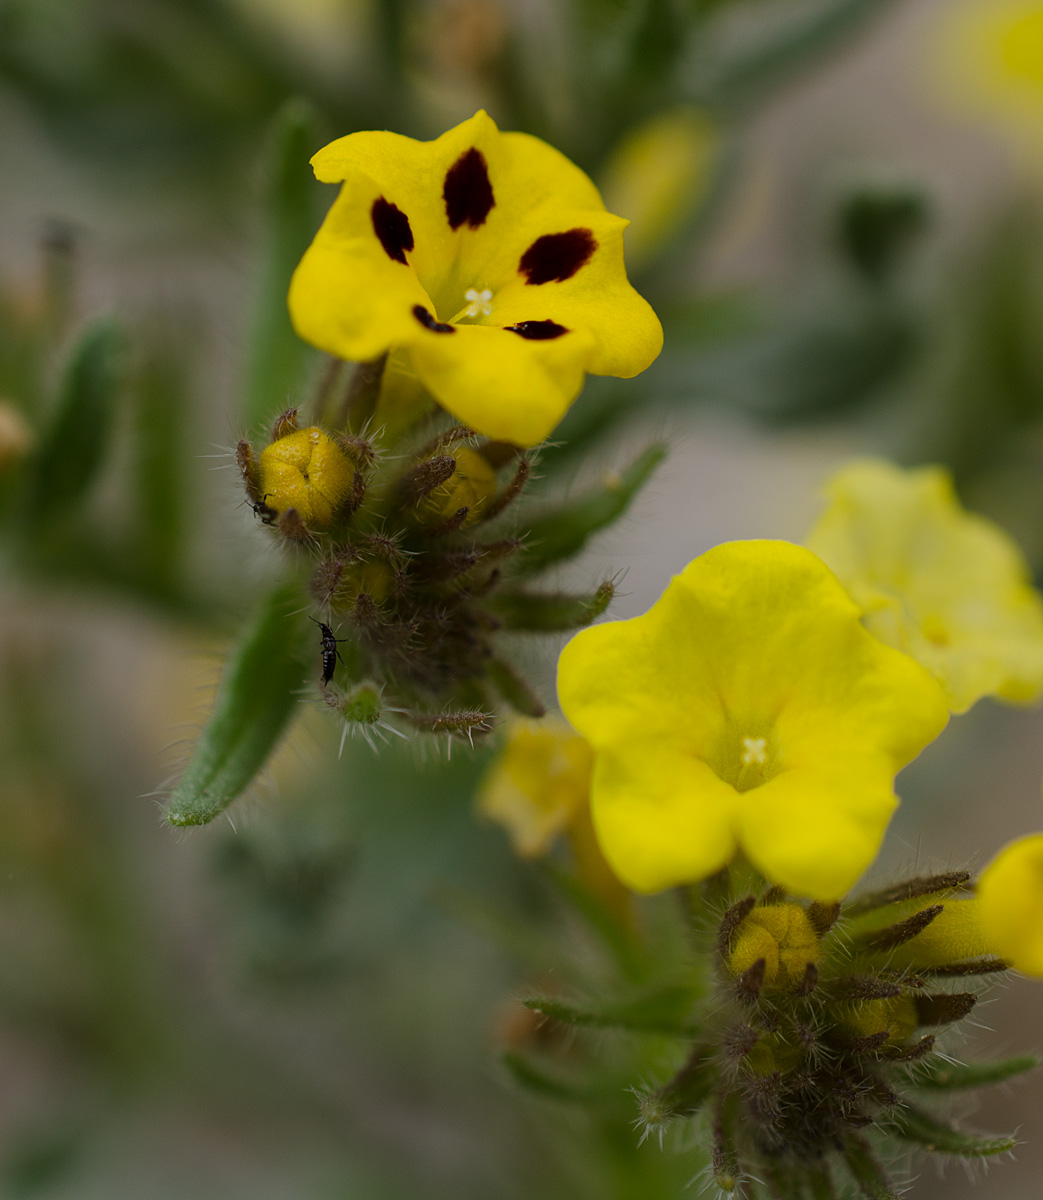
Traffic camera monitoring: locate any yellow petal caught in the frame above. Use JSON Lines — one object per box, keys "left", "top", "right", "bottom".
{"left": 288, "top": 168, "right": 432, "bottom": 362}
{"left": 977, "top": 833, "right": 1043, "bottom": 975}
{"left": 589, "top": 744, "right": 739, "bottom": 893}
{"left": 738, "top": 752, "right": 899, "bottom": 899}
{"left": 405, "top": 320, "right": 596, "bottom": 446}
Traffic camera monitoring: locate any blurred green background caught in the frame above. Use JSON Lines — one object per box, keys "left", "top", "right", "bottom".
{"left": 1, "top": 0, "right": 1042, "bottom": 1196}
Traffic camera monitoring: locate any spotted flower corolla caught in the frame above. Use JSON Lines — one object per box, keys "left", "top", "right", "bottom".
{"left": 288, "top": 110, "right": 663, "bottom": 446}
{"left": 557, "top": 541, "right": 949, "bottom": 899}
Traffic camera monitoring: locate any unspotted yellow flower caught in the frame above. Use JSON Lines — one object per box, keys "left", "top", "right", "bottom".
{"left": 977, "top": 833, "right": 1043, "bottom": 975}
{"left": 929, "top": 1, "right": 1043, "bottom": 166}
{"left": 806, "top": 459, "right": 1043, "bottom": 713}
{"left": 289, "top": 110, "right": 662, "bottom": 447}
{"left": 477, "top": 717, "right": 594, "bottom": 858}
{"left": 557, "top": 540, "right": 949, "bottom": 899}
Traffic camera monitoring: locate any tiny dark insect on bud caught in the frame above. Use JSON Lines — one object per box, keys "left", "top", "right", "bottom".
{"left": 310, "top": 617, "right": 347, "bottom": 686}
{"left": 250, "top": 492, "right": 278, "bottom": 526}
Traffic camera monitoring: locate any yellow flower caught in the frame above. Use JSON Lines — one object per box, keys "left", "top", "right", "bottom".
{"left": 928, "top": 0, "right": 1043, "bottom": 167}
{"left": 600, "top": 107, "right": 718, "bottom": 270}
{"left": 258, "top": 425, "right": 355, "bottom": 528}
{"left": 556, "top": 540, "right": 949, "bottom": 899}
{"left": 977, "top": 833, "right": 1043, "bottom": 975}
{"left": 806, "top": 459, "right": 1043, "bottom": 713}
{"left": 477, "top": 717, "right": 593, "bottom": 857}
{"left": 288, "top": 110, "right": 663, "bottom": 447}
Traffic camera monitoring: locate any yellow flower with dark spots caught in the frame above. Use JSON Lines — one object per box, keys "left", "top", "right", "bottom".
{"left": 557, "top": 540, "right": 949, "bottom": 899}
{"left": 288, "top": 110, "right": 663, "bottom": 447}
{"left": 258, "top": 425, "right": 355, "bottom": 529}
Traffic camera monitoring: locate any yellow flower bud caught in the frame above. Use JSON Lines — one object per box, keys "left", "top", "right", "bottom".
{"left": 421, "top": 445, "right": 497, "bottom": 527}
{"left": 729, "top": 904, "right": 820, "bottom": 990}
{"left": 258, "top": 426, "right": 355, "bottom": 529}
{"left": 0, "top": 402, "right": 34, "bottom": 469}
{"left": 843, "top": 994, "right": 918, "bottom": 1044}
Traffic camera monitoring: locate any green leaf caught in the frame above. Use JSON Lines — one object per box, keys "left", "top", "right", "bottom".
{"left": 164, "top": 583, "right": 309, "bottom": 827}
{"left": 891, "top": 1104, "right": 1017, "bottom": 1157}
{"left": 911, "top": 1055, "right": 1039, "bottom": 1092}
{"left": 524, "top": 981, "right": 699, "bottom": 1036}
{"left": 517, "top": 443, "right": 666, "bottom": 573}
{"left": 28, "top": 317, "right": 124, "bottom": 524}
{"left": 131, "top": 325, "right": 189, "bottom": 595}
{"left": 842, "top": 1134, "right": 897, "bottom": 1200}
{"left": 489, "top": 581, "right": 614, "bottom": 631}
{"left": 243, "top": 98, "right": 323, "bottom": 433}
{"left": 500, "top": 1052, "right": 593, "bottom": 1104}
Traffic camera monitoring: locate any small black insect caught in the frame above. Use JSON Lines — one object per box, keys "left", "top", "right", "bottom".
{"left": 310, "top": 617, "right": 347, "bottom": 686}
{"left": 250, "top": 493, "right": 278, "bottom": 526}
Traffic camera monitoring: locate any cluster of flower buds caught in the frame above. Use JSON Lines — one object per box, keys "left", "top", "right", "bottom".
{"left": 235, "top": 373, "right": 618, "bottom": 743}
{"left": 632, "top": 871, "right": 1026, "bottom": 1199}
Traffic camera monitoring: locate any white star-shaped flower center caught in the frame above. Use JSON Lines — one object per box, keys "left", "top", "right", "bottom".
{"left": 741, "top": 736, "right": 768, "bottom": 766}
{"left": 464, "top": 287, "right": 493, "bottom": 318}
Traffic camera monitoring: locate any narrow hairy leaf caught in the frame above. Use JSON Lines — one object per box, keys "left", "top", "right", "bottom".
{"left": 490, "top": 581, "right": 614, "bottom": 631}
{"left": 165, "top": 584, "right": 308, "bottom": 826}
{"left": 524, "top": 982, "right": 699, "bottom": 1036}
{"left": 845, "top": 871, "right": 972, "bottom": 916}
{"left": 500, "top": 1052, "right": 592, "bottom": 1103}
{"left": 29, "top": 318, "right": 124, "bottom": 523}
{"left": 244, "top": 98, "right": 322, "bottom": 432}
{"left": 516, "top": 443, "right": 666, "bottom": 572}
{"left": 843, "top": 1134, "right": 897, "bottom": 1200}
{"left": 891, "top": 1104, "right": 1017, "bottom": 1157}
{"left": 912, "top": 1055, "right": 1039, "bottom": 1092}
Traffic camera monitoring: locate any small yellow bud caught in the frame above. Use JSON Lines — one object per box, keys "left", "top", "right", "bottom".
{"left": 0, "top": 402, "right": 34, "bottom": 469}
{"left": 422, "top": 445, "right": 496, "bottom": 527}
{"left": 729, "top": 904, "right": 820, "bottom": 990}
{"left": 258, "top": 426, "right": 355, "bottom": 529}
{"left": 843, "top": 994, "right": 918, "bottom": 1043}
{"left": 338, "top": 559, "right": 395, "bottom": 606}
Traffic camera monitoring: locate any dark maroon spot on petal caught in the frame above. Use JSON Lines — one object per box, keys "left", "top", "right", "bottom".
{"left": 519, "top": 228, "right": 597, "bottom": 285}
{"left": 443, "top": 148, "right": 495, "bottom": 230}
{"left": 413, "top": 305, "right": 456, "bottom": 333}
{"left": 505, "top": 320, "right": 568, "bottom": 340}
{"left": 372, "top": 197, "right": 414, "bottom": 263}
